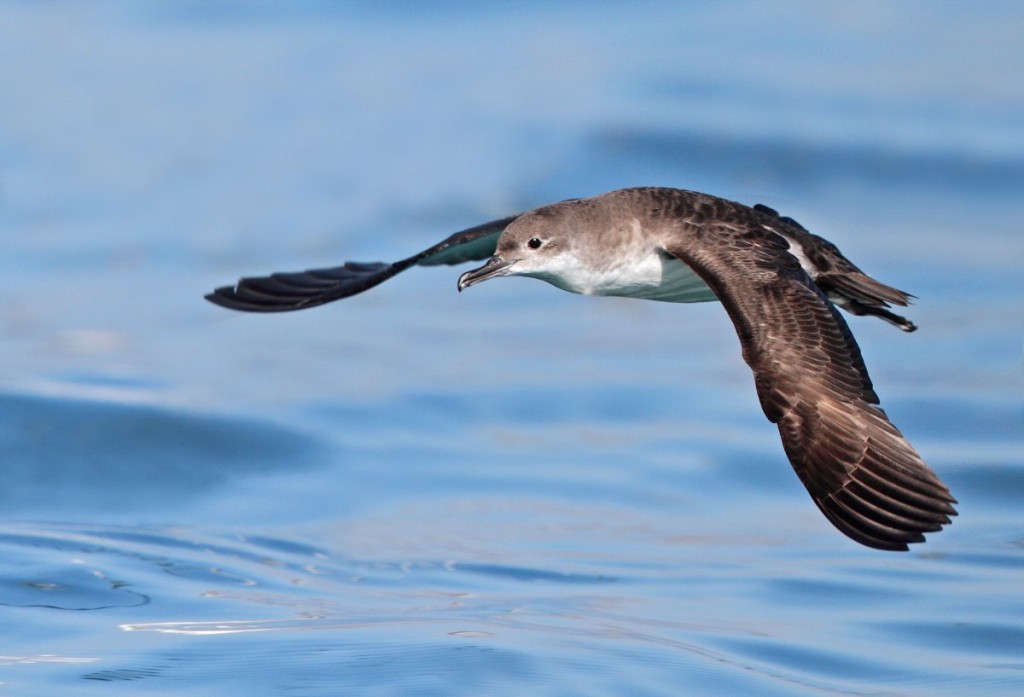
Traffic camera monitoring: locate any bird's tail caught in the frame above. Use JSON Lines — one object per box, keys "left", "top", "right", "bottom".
{"left": 818, "top": 272, "right": 917, "bottom": 332}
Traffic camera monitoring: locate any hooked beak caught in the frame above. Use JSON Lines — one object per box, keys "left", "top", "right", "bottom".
{"left": 457, "top": 256, "right": 514, "bottom": 292}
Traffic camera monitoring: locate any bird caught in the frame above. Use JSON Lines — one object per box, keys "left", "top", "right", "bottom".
{"left": 206, "top": 187, "right": 956, "bottom": 550}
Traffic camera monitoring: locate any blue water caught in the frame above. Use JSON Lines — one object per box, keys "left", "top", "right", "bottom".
{"left": 1, "top": 2, "right": 1022, "bottom": 694}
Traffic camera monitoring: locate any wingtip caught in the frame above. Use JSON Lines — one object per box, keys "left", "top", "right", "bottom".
{"left": 816, "top": 479, "right": 957, "bottom": 551}
{"left": 204, "top": 286, "right": 238, "bottom": 309}
{"left": 204, "top": 284, "right": 293, "bottom": 313}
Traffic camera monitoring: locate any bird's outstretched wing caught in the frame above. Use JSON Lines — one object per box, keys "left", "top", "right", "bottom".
{"left": 660, "top": 198, "right": 956, "bottom": 550}
{"left": 205, "top": 215, "right": 519, "bottom": 312}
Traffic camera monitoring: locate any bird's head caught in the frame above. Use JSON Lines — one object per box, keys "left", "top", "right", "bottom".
{"left": 457, "top": 204, "right": 585, "bottom": 293}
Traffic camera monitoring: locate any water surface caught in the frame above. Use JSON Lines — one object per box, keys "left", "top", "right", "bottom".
{"left": 1, "top": 2, "right": 1021, "bottom": 694}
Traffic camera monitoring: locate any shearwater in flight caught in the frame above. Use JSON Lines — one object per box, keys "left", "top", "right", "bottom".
{"left": 207, "top": 187, "right": 956, "bottom": 550}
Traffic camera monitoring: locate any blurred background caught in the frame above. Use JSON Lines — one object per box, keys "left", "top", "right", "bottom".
{"left": 1, "top": 2, "right": 1022, "bottom": 695}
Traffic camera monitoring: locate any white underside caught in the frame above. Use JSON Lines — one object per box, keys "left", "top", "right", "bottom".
{"left": 528, "top": 252, "right": 718, "bottom": 304}
{"left": 603, "top": 255, "right": 717, "bottom": 303}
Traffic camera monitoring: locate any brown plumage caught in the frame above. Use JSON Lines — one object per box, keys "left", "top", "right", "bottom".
{"left": 207, "top": 187, "right": 956, "bottom": 550}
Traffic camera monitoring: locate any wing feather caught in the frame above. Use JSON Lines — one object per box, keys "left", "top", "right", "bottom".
{"left": 658, "top": 198, "right": 956, "bottom": 550}
{"left": 205, "top": 215, "right": 518, "bottom": 312}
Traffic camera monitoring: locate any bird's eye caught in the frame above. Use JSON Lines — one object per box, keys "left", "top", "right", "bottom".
{"left": 527, "top": 238, "right": 543, "bottom": 250}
